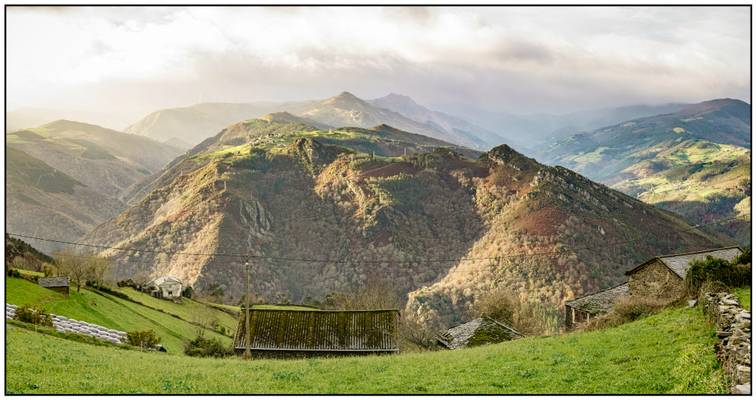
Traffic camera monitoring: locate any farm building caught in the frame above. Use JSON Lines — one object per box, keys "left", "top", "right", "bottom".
{"left": 564, "top": 247, "right": 742, "bottom": 329}
{"left": 38, "top": 276, "right": 69, "bottom": 295}
{"left": 233, "top": 308, "right": 399, "bottom": 358}
{"left": 564, "top": 282, "right": 629, "bottom": 330}
{"left": 145, "top": 276, "right": 183, "bottom": 300}
{"left": 625, "top": 247, "right": 742, "bottom": 304}
{"left": 436, "top": 316, "right": 522, "bottom": 349}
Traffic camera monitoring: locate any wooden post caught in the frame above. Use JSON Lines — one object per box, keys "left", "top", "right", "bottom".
{"left": 243, "top": 260, "right": 252, "bottom": 359}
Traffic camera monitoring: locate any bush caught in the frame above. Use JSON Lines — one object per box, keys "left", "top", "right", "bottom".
{"left": 581, "top": 296, "right": 667, "bottom": 331}
{"left": 181, "top": 286, "right": 193, "bottom": 299}
{"left": 126, "top": 330, "right": 160, "bottom": 349}
{"left": 14, "top": 305, "right": 53, "bottom": 327}
{"left": 733, "top": 247, "right": 751, "bottom": 266}
{"left": 184, "top": 334, "right": 231, "bottom": 358}
{"left": 472, "top": 288, "right": 560, "bottom": 336}
{"left": 685, "top": 255, "right": 752, "bottom": 295}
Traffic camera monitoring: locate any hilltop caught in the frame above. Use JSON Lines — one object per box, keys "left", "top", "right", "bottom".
{"left": 540, "top": 99, "right": 751, "bottom": 244}
{"left": 83, "top": 117, "right": 723, "bottom": 329}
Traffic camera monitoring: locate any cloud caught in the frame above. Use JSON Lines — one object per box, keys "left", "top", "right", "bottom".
{"left": 6, "top": 5, "right": 750, "bottom": 124}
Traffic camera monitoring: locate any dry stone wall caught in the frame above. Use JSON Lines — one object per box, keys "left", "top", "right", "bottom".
{"left": 702, "top": 293, "right": 751, "bottom": 395}
{"left": 6, "top": 303, "right": 127, "bottom": 344}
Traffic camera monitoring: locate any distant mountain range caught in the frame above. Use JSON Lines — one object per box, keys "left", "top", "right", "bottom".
{"left": 6, "top": 120, "right": 183, "bottom": 253}
{"left": 541, "top": 98, "right": 751, "bottom": 244}
{"left": 124, "top": 92, "right": 505, "bottom": 150}
{"left": 83, "top": 115, "right": 723, "bottom": 329}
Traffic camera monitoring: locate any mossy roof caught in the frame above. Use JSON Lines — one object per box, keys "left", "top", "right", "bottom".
{"left": 234, "top": 309, "right": 399, "bottom": 352}
{"left": 565, "top": 282, "right": 629, "bottom": 315}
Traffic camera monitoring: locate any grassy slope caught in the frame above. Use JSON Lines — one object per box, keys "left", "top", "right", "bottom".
{"left": 6, "top": 278, "right": 231, "bottom": 353}
{"left": 6, "top": 307, "right": 724, "bottom": 394}
{"left": 733, "top": 287, "right": 751, "bottom": 311}
{"left": 115, "top": 288, "right": 238, "bottom": 334}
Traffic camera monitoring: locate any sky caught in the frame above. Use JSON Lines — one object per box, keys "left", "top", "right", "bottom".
{"left": 6, "top": 6, "right": 751, "bottom": 128}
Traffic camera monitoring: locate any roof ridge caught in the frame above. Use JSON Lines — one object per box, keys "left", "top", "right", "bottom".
{"left": 565, "top": 281, "right": 629, "bottom": 304}
{"left": 656, "top": 246, "right": 742, "bottom": 259}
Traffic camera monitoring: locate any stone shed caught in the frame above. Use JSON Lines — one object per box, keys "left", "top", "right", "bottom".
{"left": 234, "top": 308, "right": 399, "bottom": 358}
{"left": 625, "top": 247, "right": 742, "bottom": 304}
{"left": 564, "top": 282, "right": 629, "bottom": 330}
{"left": 38, "top": 276, "right": 69, "bottom": 295}
{"left": 436, "top": 316, "right": 522, "bottom": 349}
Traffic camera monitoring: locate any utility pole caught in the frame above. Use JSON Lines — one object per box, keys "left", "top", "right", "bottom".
{"left": 243, "top": 259, "right": 252, "bottom": 359}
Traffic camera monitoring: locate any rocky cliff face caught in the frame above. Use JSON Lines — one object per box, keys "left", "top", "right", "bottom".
{"left": 84, "top": 118, "right": 724, "bottom": 328}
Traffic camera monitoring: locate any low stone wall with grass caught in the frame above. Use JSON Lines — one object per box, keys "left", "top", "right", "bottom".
{"left": 6, "top": 303, "right": 127, "bottom": 344}
{"left": 702, "top": 292, "right": 751, "bottom": 394}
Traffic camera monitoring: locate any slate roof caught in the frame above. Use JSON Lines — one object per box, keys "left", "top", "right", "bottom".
{"left": 565, "top": 282, "right": 629, "bottom": 315}
{"left": 626, "top": 247, "right": 743, "bottom": 279}
{"left": 147, "top": 276, "right": 182, "bottom": 287}
{"left": 234, "top": 309, "right": 399, "bottom": 352}
{"left": 38, "top": 276, "right": 69, "bottom": 288}
{"left": 436, "top": 316, "right": 522, "bottom": 350}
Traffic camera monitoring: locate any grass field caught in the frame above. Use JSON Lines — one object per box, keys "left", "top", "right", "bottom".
{"left": 6, "top": 306, "right": 725, "bottom": 394}
{"left": 6, "top": 278, "right": 231, "bottom": 353}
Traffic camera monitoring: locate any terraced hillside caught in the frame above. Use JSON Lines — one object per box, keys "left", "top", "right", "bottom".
{"left": 6, "top": 277, "right": 233, "bottom": 353}
{"left": 84, "top": 115, "right": 723, "bottom": 329}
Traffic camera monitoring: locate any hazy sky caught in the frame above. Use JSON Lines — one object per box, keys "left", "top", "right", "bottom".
{"left": 7, "top": 6, "right": 751, "bottom": 126}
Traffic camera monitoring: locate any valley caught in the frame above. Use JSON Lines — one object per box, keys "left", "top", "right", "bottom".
{"left": 80, "top": 114, "right": 724, "bottom": 329}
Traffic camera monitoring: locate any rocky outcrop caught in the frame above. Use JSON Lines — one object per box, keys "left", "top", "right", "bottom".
{"left": 702, "top": 292, "right": 751, "bottom": 394}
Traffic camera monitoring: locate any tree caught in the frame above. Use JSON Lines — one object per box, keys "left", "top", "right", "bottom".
{"left": 53, "top": 250, "right": 110, "bottom": 291}
{"left": 85, "top": 254, "right": 109, "bottom": 287}
{"left": 53, "top": 250, "right": 89, "bottom": 292}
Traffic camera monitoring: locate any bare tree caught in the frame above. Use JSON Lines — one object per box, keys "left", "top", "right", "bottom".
{"left": 53, "top": 250, "right": 89, "bottom": 292}
{"left": 53, "top": 250, "right": 110, "bottom": 291}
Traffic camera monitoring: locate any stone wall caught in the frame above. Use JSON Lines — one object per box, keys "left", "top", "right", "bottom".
{"left": 6, "top": 303, "right": 127, "bottom": 344}
{"left": 628, "top": 260, "right": 685, "bottom": 304}
{"left": 702, "top": 293, "right": 751, "bottom": 394}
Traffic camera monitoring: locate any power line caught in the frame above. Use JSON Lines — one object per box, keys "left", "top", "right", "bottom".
{"left": 6, "top": 214, "right": 747, "bottom": 265}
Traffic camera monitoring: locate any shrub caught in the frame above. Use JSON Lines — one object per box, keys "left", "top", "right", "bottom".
{"left": 126, "top": 330, "right": 160, "bottom": 349}
{"left": 14, "top": 305, "right": 53, "bottom": 327}
{"left": 612, "top": 296, "right": 667, "bottom": 321}
{"left": 685, "top": 255, "right": 751, "bottom": 295}
{"left": 733, "top": 247, "right": 751, "bottom": 266}
{"left": 184, "top": 334, "right": 231, "bottom": 358}
{"left": 7, "top": 269, "right": 21, "bottom": 278}
{"left": 472, "top": 288, "right": 561, "bottom": 336}
{"left": 581, "top": 296, "right": 667, "bottom": 331}
{"left": 181, "top": 286, "right": 193, "bottom": 299}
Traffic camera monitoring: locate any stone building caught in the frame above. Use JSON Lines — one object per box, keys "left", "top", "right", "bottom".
{"left": 564, "top": 246, "right": 742, "bottom": 329}
{"left": 145, "top": 276, "right": 183, "bottom": 300}
{"left": 625, "top": 247, "right": 742, "bottom": 304}
{"left": 38, "top": 276, "right": 69, "bottom": 295}
{"left": 564, "top": 282, "right": 628, "bottom": 330}
{"left": 436, "top": 316, "right": 522, "bottom": 349}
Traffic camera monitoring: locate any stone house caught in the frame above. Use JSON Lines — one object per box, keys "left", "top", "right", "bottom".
{"left": 436, "top": 316, "right": 522, "bottom": 349}
{"left": 38, "top": 276, "right": 69, "bottom": 295}
{"left": 234, "top": 308, "right": 399, "bottom": 357}
{"left": 145, "top": 276, "right": 183, "bottom": 300}
{"left": 625, "top": 247, "right": 742, "bottom": 304}
{"left": 563, "top": 246, "right": 742, "bottom": 329}
{"left": 564, "top": 282, "right": 628, "bottom": 330}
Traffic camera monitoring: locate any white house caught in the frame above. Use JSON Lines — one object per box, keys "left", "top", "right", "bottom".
{"left": 145, "top": 276, "right": 183, "bottom": 300}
